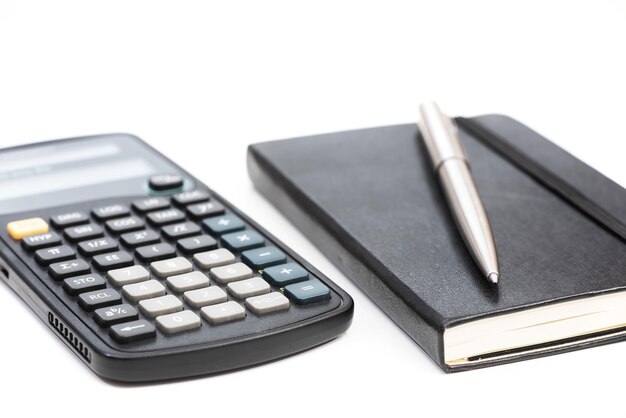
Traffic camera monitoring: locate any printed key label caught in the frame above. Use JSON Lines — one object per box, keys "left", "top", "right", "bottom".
{"left": 72, "top": 275, "right": 98, "bottom": 285}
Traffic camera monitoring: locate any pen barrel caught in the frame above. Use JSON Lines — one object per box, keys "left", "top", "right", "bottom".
{"left": 418, "top": 102, "right": 468, "bottom": 169}
{"left": 437, "top": 159, "right": 499, "bottom": 278}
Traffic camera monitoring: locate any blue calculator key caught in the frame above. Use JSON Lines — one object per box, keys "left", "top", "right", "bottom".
{"left": 221, "top": 230, "right": 265, "bottom": 251}
{"left": 284, "top": 279, "right": 331, "bottom": 304}
{"left": 263, "top": 263, "right": 309, "bottom": 286}
{"left": 241, "top": 246, "right": 287, "bottom": 269}
{"left": 203, "top": 214, "right": 245, "bottom": 235}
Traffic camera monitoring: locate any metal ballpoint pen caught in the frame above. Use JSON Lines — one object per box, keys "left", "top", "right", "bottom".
{"left": 418, "top": 102, "right": 500, "bottom": 284}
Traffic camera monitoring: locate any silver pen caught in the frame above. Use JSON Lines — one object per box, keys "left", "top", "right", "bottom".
{"left": 418, "top": 102, "right": 500, "bottom": 284}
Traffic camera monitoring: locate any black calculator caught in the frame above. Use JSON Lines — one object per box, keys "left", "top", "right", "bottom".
{"left": 0, "top": 134, "right": 353, "bottom": 382}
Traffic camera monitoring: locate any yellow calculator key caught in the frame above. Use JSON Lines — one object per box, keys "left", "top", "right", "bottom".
{"left": 6, "top": 217, "right": 49, "bottom": 239}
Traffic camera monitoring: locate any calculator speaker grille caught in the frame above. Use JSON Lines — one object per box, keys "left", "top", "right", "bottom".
{"left": 48, "top": 312, "right": 91, "bottom": 363}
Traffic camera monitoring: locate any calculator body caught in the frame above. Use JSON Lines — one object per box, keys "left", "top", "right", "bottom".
{"left": 0, "top": 134, "right": 353, "bottom": 382}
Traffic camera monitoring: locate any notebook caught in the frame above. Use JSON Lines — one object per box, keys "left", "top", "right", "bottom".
{"left": 246, "top": 114, "right": 626, "bottom": 371}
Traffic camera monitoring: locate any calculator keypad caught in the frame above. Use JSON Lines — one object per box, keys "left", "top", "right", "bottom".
{"left": 5, "top": 189, "right": 338, "bottom": 349}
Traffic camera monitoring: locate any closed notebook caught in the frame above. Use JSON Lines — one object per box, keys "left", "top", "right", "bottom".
{"left": 246, "top": 114, "right": 626, "bottom": 372}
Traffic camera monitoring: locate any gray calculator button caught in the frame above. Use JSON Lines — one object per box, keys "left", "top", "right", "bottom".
{"left": 201, "top": 301, "right": 246, "bottom": 324}
{"left": 166, "top": 271, "right": 210, "bottom": 292}
{"left": 193, "top": 248, "right": 235, "bottom": 269}
{"left": 227, "top": 277, "right": 271, "bottom": 299}
{"left": 151, "top": 257, "right": 193, "bottom": 278}
{"left": 210, "top": 262, "right": 253, "bottom": 284}
{"left": 246, "top": 292, "right": 290, "bottom": 314}
{"left": 122, "top": 279, "right": 166, "bottom": 302}
{"left": 183, "top": 286, "right": 227, "bottom": 308}
{"left": 156, "top": 310, "right": 201, "bottom": 334}
{"left": 107, "top": 265, "right": 150, "bottom": 286}
{"left": 92, "top": 204, "right": 130, "bottom": 220}
{"left": 139, "top": 295, "right": 183, "bottom": 318}
{"left": 132, "top": 196, "right": 170, "bottom": 212}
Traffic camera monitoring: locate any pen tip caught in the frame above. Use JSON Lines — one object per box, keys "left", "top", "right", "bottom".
{"left": 488, "top": 272, "right": 499, "bottom": 284}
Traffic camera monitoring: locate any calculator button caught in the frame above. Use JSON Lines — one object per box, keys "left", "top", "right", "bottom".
{"left": 151, "top": 257, "right": 193, "bottom": 278}
{"left": 284, "top": 279, "right": 331, "bottom": 304}
{"left": 173, "top": 189, "right": 210, "bottom": 206}
{"left": 35, "top": 245, "right": 76, "bottom": 265}
{"left": 161, "top": 222, "right": 201, "bottom": 240}
{"left": 166, "top": 271, "right": 210, "bottom": 292}
{"left": 110, "top": 320, "right": 156, "bottom": 343}
{"left": 64, "top": 223, "right": 104, "bottom": 242}
{"left": 201, "top": 301, "right": 246, "bottom": 324}
{"left": 92, "top": 204, "right": 130, "bottom": 220}
{"left": 210, "top": 262, "right": 253, "bottom": 284}
{"left": 135, "top": 243, "right": 176, "bottom": 262}
{"left": 132, "top": 196, "right": 170, "bottom": 213}
{"left": 50, "top": 211, "right": 89, "bottom": 228}
{"left": 186, "top": 201, "right": 225, "bottom": 219}
{"left": 107, "top": 265, "right": 150, "bottom": 286}
{"left": 48, "top": 259, "right": 91, "bottom": 281}
{"left": 7, "top": 217, "right": 48, "bottom": 240}
{"left": 120, "top": 229, "right": 160, "bottom": 247}
{"left": 62, "top": 273, "right": 106, "bottom": 296}
{"left": 203, "top": 214, "right": 245, "bottom": 235}
{"left": 78, "top": 288, "right": 122, "bottom": 311}
{"left": 94, "top": 304, "right": 139, "bottom": 327}
{"left": 92, "top": 251, "right": 134, "bottom": 270}
{"left": 156, "top": 310, "right": 201, "bottom": 334}
{"left": 78, "top": 237, "right": 119, "bottom": 256}
{"left": 193, "top": 248, "right": 235, "bottom": 269}
{"left": 177, "top": 235, "right": 217, "bottom": 254}
{"left": 105, "top": 216, "right": 145, "bottom": 234}
{"left": 138, "top": 294, "right": 183, "bottom": 318}
{"left": 241, "top": 246, "right": 287, "bottom": 269}
{"left": 263, "top": 263, "right": 309, "bottom": 286}
{"left": 122, "top": 279, "right": 166, "bottom": 302}
{"left": 146, "top": 208, "right": 186, "bottom": 226}
{"left": 183, "top": 286, "right": 227, "bottom": 308}
{"left": 221, "top": 230, "right": 265, "bottom": 252}
{"left": 149, "top": 173, "right": 184, "bottom": 191}
{"left": 21, "top": 231, "right": 62, "bottom": 251}
{"left": 246, "top": 292, "right": 290, "bottom": 315}
{"left": 227, "top": 277, "right": 270, "bottom": 299}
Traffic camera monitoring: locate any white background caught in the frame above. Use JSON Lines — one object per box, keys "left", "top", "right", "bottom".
{"left": 1, "top": 1, "right": 625, "bottom": 416}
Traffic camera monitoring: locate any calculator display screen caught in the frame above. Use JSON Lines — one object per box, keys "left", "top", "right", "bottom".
{"left": 0, "top": 135, "right": 179, "bottom": 215}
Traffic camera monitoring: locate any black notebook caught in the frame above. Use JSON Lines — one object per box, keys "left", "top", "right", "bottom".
{"left": 246, "top": 115, "right": 626, "bottom": 372}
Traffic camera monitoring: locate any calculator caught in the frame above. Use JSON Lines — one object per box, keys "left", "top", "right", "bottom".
{"left": 0, "top": 134, "right": 353, "bottom": 382}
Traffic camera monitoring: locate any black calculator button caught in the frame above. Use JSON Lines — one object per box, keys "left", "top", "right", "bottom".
{"left": 186, "top": 201, "right": 225, "bottom": 219}
{"left": 221, "top": 230, "right": 265, "bottom": 252}
{"left": 283, "top": 279, "right": 331, "bottom": 304}
{"left": 241, "top": 246, "right": 287, "bottom": 269}
{"left": 64, "top": 223, "right": 104, "bottom": 242}
{"left": 203, "top": 214, "right": 245, "bottom": 235}
{"left": 92, "top": 204, "right": 130, "bottom": 220}
{"left": 92, "top": 251, "right": 134, "bottom": 270}
{"left": 146, "top": 208, "right": 186, "bottom": 226}
{"left": 120, "top": 229, "right": 160, "bottom": 247}
{"left": 161, "top": 222, "right": 201, "bottom": 240}
{"left": 132, "top": 196, "right": 170, "bottom": 213}
{"left": 48, "top": 259, "right": 91, "bottom": 281}
{"left": 78, "top": 288, "right": 122, "bottom": 311}
{"left": 21, "top": 231, "right": 62, "bottom": 251}
{"left": 35, "top": 245, "right": 76, "bottom": 265}
{"left": 105, "top": 216, "right": 145, "bottom": 234}
{"left": 177, "top": 235, "right": 217, "bottom": 254}
{"left": 78, "top": 237, "right": 119, "bottom": 256}
{"left": 172, "top": 189, "right": 210, "bottom": 206}
{"left": 50, "top": 211, "right": 89, "bottom": 228}
{"left": 94, "top": 304, "right": 139, "bottom": 327}
{"left": 62, "top": 273, "right": 106, "bottom": 296}
{"left": 149, "top": 174, "right": 184, "bottom": 191}
{"left": 110, "top": 319, "right": 156, "bottom": 343}
{"left": 135, "top": 243, "right": 176, "bottom": 262}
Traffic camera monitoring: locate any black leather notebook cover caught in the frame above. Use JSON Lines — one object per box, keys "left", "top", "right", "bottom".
{"left": 246, "top": 115, "right": 626, "bottom": 372}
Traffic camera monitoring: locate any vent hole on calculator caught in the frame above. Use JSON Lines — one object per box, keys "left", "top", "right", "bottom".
{"left": 48, "top": 312, "right": 91, "bottom": 363}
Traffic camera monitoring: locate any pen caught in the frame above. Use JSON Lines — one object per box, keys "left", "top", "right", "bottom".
{"left": 418, "top": 102, "right": 500, "bottom": 284}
